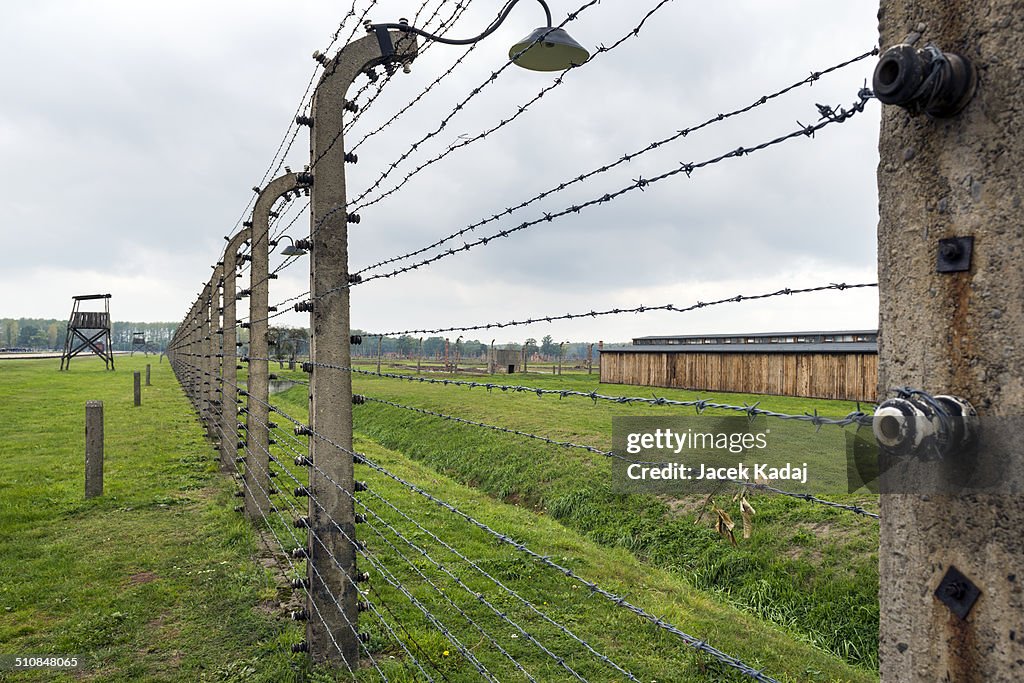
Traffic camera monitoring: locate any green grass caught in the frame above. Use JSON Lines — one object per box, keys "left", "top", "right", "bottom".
{"left": 0, "top": 357, "right": 304, "bottom": 682}
{"left": 0, "top": 356, "right": 878, "bottom": 682}
{"left": 274, "top": 360, "right": 880, "bottom": 669}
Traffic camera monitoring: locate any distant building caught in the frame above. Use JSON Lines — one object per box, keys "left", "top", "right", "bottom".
{"left": 492, "top": 348, "right": 522, "bottom": 373}
{"left": 599, "top": 330, "right": 877, "bottom": 401}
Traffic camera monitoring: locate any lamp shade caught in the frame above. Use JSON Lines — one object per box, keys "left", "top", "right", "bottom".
{"left": 281, "top": 244, "right": 307, "bottom": 256}
{"left": 509, "top": 27, "right": 589, "bottom": 71}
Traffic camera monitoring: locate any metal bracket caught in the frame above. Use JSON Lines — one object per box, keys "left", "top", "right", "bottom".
{"left": 935, "top": 565, "right": 981, "bottom": 619}
{"left": 936, "top": 236, "right": 973, "bottom": 273}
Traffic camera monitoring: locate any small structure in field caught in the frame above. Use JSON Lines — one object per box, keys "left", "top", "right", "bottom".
{"left": 599, "top": 330, "right": 877, "bottom": 401}
{"left": 492, "top": 348, "right": 522, "bottom": 374}
{"left": 60, "top": 294, "right": 115, "bottom": 370}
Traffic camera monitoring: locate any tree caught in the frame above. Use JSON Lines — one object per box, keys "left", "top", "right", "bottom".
{"left": 540, "top": 334, "right": 556, "bottom": 358}
{"left": 3, "top": 320, "right": 18, "bottom": 347}
{"left": 47, "top": 323, "right": 59, "bottom": 349}
{"left": 17, "top": 325, "right": 45, "bottom": 349}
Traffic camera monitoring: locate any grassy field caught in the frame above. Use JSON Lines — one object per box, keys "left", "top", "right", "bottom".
{"left": 334, "top": 361, "right": 881, "bottom": 667}
{"left": 274, "top": 359, "right": 880, "bottom": 670}
{"left": 0, "top": 355, "right": 878, "bottom": 681}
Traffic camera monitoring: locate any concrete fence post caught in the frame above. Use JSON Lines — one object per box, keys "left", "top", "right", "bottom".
{"left": 85, "top": 400, "right": 103, "bottom": 498}
{"left": 877, "top": 2, "right": 1024, "bottom": 680}
{"left": 222, "top": 228, "right": 249, "bottom": 473}
{"left": 133, "top": 371, "right": 141, "bottom": 407}
{"left": 305, "top": 30, "right": 418, "bottom": 666}
{"left": 145, "top": 363, "right": 151, "bottom": 386}
{"left": 246, "top": 173, "right": 299, "bottom": 522}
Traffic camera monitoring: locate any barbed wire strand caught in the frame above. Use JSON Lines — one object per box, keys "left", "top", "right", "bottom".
{"left": 310, "top": 89, "right": 875, "bottom": 299}
{"left": 352, "top": 48, "right": 879, "bottom": 275}
{"left": 368, "top": 282, "right": 878, "bottom": 336}
{"left": 351, "top": 0, "right": 677, "bottom": 213}
{"left": 343, "top": 0, "right": 603, "bottom": 210}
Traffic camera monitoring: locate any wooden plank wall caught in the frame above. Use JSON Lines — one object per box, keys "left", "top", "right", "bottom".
{"left": 599, "top": 351, "right": 878, "bottom": 401}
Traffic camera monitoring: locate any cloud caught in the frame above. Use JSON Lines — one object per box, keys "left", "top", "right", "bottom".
{"left": 0, "top": 0, "right": 881, "bottom": 343}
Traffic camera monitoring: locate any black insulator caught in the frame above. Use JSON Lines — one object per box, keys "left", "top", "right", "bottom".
{"left": 347, "top": 274, "right": 362, "bottom": 284}
{"left": 294, "top": 301, "right": 314, "bottom": 313}
{"left": 344, "top": 153, "right": 358, "bottom": 164}
{"left": 290, "top": 547, "right": 308, "bottom": 559}
{"left": 291, "top": 641, "right": 308, "bottom": 653}
{"left": 347, "top": 213, "right": 360, "bottom": 224}
{"left": 296, "top": 171, "right": 314, "bottom": 186}
{"left": 355, "top": 572, "right": 370, "bottom": 583}
{"left": 234, "top": 490, "right": 244, "bottom": 498}
{"left": 289, "top": 609, "right": 308, "bottom": 621}
{"left": 294, "top": 517, "right": 310, "bottom": 528}
{"left": 354, "top": 481, "right": 368, "bottom": 492}
{"left": 344, "top": 99, "right": 360, "bottom": 112}
{"left": 301, "top": 362, "right": 313, "bottom": 373}
{"left": 294, "top": 455, "right": 312, "bottom": 466}
{"left": 296, "top": 115, "right": 313, "bottom": 127}
{"left": 357, "top": 632, "right": 370, "bottom": 643}
{"left": 291, "top": 578, "right": 309, "bottom": 590}
{"left": 352, "top": 394, "right": 366, "bottom": 405}
{"left": 294, "top": 486, "right": 310, "bottom": 497}
{"left": 350, "top": 335, "right": 362, "bottom": 345}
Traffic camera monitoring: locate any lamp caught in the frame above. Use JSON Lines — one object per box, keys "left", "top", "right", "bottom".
{"left": 279, "top": 236, "right": 308, "bottom": 257}
{"left": 368, "top": 0, "right": 588, "bottom": 72}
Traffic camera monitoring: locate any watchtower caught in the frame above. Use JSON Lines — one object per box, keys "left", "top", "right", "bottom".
{"left": 60, "top": 294, "right": 115, "bottom": 370}
{"left": 130, "top": 331, "right": 149, "bottom": 356}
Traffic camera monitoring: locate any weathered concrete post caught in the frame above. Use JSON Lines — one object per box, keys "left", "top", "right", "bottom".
{"left": 417, "top": 337, "right": 423, "bottom": 374}
{"left": 490, "top": 339, "right": 495, "bottom": 374}
{"left": 85, "top": 400, "right": 103, "bottom": 498}
{"left": 133, "top": 371, "right": 141, "bottom": 407}
{"left": 587, "top": 343, "right": 593, "bottom": 375}
{"left": 877, "top": 3, "right": 1024, "bottom": 680}
{"left": 247, "top": 173, "right": 300, "bottom": 522}
{"left": 222, "top": 229, "right": 250, "bottom": 473}
{"left": 376, "top": 334, "right": 383, "bottom": 374}
{"left": 145, "top": 363, "right": 151, "bottom": 386}
{"left": 305, "top": 30, "right": 417, "bottom": 666}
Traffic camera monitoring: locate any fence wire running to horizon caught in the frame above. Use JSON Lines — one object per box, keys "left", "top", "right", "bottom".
{"left": 166, "top": 1, "right": 883, "bottom": 679}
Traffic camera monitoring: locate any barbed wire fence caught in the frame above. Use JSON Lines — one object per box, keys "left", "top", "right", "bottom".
{"left": 167, "top": 1, "right": 883, "bottom": 679}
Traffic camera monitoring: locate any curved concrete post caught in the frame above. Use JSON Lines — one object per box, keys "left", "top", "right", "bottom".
{"left": 306, "top": 30, "right": 417, "bottom": 666}
{"left": 246, "top": 172, "right": 301, "bottom": 523}
{"left": 221, "top": 228, "right": 251, "bottom": 472}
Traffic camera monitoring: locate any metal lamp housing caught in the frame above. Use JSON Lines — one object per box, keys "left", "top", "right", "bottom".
{"left": 509, "top": 27, "right": 589, "bottom": 71}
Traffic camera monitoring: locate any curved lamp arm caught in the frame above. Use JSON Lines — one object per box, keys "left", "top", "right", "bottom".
{"left": 370, "top": 0, "right": 552, "bottom": 46}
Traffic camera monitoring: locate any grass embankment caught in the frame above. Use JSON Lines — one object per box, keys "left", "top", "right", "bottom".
{"left": 275, "top": 361, "right": 880, "bottom": 670}
{"left": 0, "top": 356, "right": 876, "bottom": 681}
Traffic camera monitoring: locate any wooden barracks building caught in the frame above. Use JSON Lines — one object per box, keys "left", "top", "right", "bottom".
{"left": 599, "top": 330, "right": 878, "bottom": 402}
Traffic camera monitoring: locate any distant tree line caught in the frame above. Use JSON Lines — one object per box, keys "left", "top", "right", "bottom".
{"left": 0, "top": 318, "right": 180, "bottom": 352}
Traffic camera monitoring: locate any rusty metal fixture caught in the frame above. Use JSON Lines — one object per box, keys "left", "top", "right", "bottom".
{"left": 873, "top": 44, "right": 977, "bottom": 118}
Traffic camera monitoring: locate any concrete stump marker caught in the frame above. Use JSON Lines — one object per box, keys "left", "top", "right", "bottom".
{"left": 133, "top": 371, "right": 141, "bottom": 406}
{"left": 145, "top": 364, "right": 151, "bottom": 386}
{"left": 85, "top": 401, "right": 103, "bottom": 498}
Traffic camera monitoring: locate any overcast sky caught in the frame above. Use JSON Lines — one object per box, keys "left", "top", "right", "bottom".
{"left": 0, "top": 0, "right": 882, "bottom": 344}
